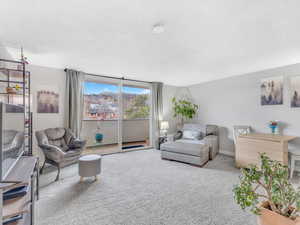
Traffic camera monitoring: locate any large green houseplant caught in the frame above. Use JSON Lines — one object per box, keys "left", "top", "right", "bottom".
{"left": 233, "top": 154, "right": 300, "bottom": 225}
{"left": 172, "top": 97, "right": 198, "bottom": 125}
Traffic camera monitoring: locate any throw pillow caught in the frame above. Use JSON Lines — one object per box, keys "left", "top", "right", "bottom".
{"left": 182, "top": 130, "right": 201, "bottom": 140}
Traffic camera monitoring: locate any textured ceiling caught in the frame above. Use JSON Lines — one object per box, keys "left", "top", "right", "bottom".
{"left": 1, "top": 0, "right": 300, "bottom": 86}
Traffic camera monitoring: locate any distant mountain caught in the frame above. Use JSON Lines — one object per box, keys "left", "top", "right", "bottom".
{"left": 84, "top": 92, "right": 148, "bottom": 104}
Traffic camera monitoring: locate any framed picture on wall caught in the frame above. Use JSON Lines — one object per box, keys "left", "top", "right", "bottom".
{"left": 290, "top": 76, "right": 300, "bottom": 108}
{"left": 261, "top": 76, "right": 283, "bottom": 105}
{"left": 37, "top": 90, "right": 59, "bottom": 113}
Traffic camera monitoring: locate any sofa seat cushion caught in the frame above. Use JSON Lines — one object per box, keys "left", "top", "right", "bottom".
{"left": 48, "top": 139, "right": 69, "bottom": 152}
{"left": 176, "top": 139, "right": 204, "bottom": 145}
{"left": 161, "top": 141, "right": 207, "bottom": 157}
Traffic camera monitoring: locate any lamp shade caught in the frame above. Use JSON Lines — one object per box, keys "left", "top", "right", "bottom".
{"left": 160, "top": 121, "right": 169, "bottom": 130}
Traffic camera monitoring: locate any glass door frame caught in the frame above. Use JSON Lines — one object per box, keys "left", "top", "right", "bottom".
{"left": 83, "top": 75, "right": 153, "bottom": 153}
{"left": 120, "top": 79, "right": 153, "bottom": 151}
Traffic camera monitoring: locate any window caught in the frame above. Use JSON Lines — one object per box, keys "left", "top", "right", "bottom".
{"left": 83, "top": 81, "right": 151, "bottom": 120}
{"left": 122, "top": 86, "right": 150, "bottom": 120}
{"left": 83, "top": 82, "right": 119, "bottom": 120}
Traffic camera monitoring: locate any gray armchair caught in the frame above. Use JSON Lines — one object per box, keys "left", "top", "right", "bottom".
{"left": 167, "top": 124, "right": 219, "bottom": 159}
{"left": 36, "top": 128, "right": 86, "bottom": 181}
{"left": 161, "top": 124, "right": 219, "bottom": 166}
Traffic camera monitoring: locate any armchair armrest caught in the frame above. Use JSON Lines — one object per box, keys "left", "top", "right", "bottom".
{"left": 166, "top": 131, "right": 182, "bottom": 142}
{"left": 203, "top": 135, "right": 219, "bottom": 160}
{"left": 40, "top": 144, "right": 66, "bottom": 163}
{"left": 68, "top": 139, "right": 86, "bottom": 150}
{"left": 166, "top": 134, "right": 175, "bottom": 142}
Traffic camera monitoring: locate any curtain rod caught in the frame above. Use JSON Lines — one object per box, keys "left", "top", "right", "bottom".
{"left": 64, "top": 68, "right": 153, "bottom": 84}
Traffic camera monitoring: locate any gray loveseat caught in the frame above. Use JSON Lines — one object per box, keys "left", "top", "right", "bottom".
{"left": 36, "top": 128, "right": 86, "bottom": 181}
{"left": 161, "top": 124, "right": 219, "bottom": 166}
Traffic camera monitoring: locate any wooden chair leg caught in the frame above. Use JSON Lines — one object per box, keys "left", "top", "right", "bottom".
{"left": 55, "top": 164, "right": 60, "bottom": 182}
{"left": 40, "top": 160, "right": 46, "bottom": 174}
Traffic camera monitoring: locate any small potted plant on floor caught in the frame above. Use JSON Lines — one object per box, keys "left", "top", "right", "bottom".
{"left": 233, "top": 153, "right": 300, "bottom": 225}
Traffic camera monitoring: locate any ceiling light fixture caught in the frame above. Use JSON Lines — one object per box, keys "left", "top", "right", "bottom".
{"left": 152, "top": 23, "right": 165, "bottom": 34}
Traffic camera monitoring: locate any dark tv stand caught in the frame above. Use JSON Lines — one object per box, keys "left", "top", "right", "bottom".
{"left": 0, "top": 156, "right": 39, "bottom": 225}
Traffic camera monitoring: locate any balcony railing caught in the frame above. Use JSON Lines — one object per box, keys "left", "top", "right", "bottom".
{"left": 81, "top": 119, "right": 150, "bottom": 147}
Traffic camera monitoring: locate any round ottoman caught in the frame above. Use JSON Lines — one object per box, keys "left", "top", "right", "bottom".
{"left": 79, "top": 154, "right": 102, "bottom": 182}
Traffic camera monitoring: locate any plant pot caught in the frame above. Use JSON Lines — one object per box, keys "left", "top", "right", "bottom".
{"left": 257, "top": 202, "right": 300, "bottom": 225}
{"left": 95, "top": 133, "right": 103, "bottom": 143}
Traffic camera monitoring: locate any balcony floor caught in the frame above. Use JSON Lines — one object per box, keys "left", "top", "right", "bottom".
{"left": 83, "top": 141, "right": 148, "bottom": 155}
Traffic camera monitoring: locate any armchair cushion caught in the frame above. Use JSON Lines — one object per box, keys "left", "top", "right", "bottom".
{"left": 45, "top": 128, "right": 65, "bottom": 139}
{"left": 68, "top": 139, "right": 86, "bottom": 150}
{"left": 161, "top": 141, "right": 207, "bottom": 157}
{"left": 45, "top": 128, "right": 69, "bottom": 151}
{"left": 40, "top": 143, "right": 65, "bottom": 163}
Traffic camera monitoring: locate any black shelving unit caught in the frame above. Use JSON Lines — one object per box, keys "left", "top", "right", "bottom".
{"left": 0, "top": 58, "right": 32, "bottom": 155}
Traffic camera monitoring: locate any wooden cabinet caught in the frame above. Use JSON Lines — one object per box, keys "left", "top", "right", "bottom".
{"left": 235, "top": 133, "right": 297, "bottom": 168}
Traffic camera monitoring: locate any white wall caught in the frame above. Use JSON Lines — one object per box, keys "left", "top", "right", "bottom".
{"left": 28, "top": 64, "right": 66, "bottom": 159}
{"left": 0, "top": 42, "right": 12, "bottom": 60}
{"left": 27, "top": 67, "right": 177, "bottom": 155}
{"left": 0, "top": 42, "right": 13, "bottom": 69}
{"left": 0, "top": 45, "right": 66, "bottom": 160}
{"left": 188, "top": 64, "right": 300, "bottom": 156}
{"left": 162, "top": 85, "right": 180, "bottom": 133}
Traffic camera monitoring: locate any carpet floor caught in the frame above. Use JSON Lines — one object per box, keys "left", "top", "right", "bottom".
{"left": 37, "top": 149, "right": 256, "bottom": 225}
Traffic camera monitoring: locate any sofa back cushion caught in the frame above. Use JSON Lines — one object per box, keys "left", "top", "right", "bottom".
{"left": 45, "top": 128, "right": 69, "bottom": 151}
{"left": 182, "top": 123, "right": 204, "bottom": 140}
{"left": 183, "top": 123, "right": 204, "bottom": 132}
{"left": 182, "top": 130, "right": 201, "bottom": 140}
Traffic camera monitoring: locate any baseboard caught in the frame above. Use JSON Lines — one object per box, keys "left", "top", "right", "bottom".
{"left": 219, "top": 149, "right": 235, "bottom": 157}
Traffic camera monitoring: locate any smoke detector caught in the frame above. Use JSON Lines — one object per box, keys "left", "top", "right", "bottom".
{"left": 152, "top": 23, "right": 165, "bottom": 34}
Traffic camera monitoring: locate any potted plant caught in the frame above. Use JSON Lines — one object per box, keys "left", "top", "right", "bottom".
{"left": 269, "top": 120, "right": 279, "bottom": 134}
{"left": 233, "top": 153, "right": 300, "bottom": 225}
{"left": 172, "top": 97, "right": 198, "bottom": 127}
{"left": 95, "top": 120, "right": 103, "bottom": 143}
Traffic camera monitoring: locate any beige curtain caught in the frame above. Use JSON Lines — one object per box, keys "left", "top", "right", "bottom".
{"left": 152, "top": 82, "right": 164, "bottom": 149}
{"left": 65, "top": 69, "right": 84, "bottom": 138}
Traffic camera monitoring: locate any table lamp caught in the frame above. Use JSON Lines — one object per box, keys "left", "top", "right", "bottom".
{"left": 160, "top": 121, "right": 169, "bottom": 137}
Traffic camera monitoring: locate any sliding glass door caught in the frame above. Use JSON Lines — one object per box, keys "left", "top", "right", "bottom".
{"left": 82, "top": 76, "right": 152, "bottom": 154}
{"left": 82, "top": 78, "right": 121, "bottom": 154}
{"left": 121, "top": 82, "right": 152, "bottom": 150}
